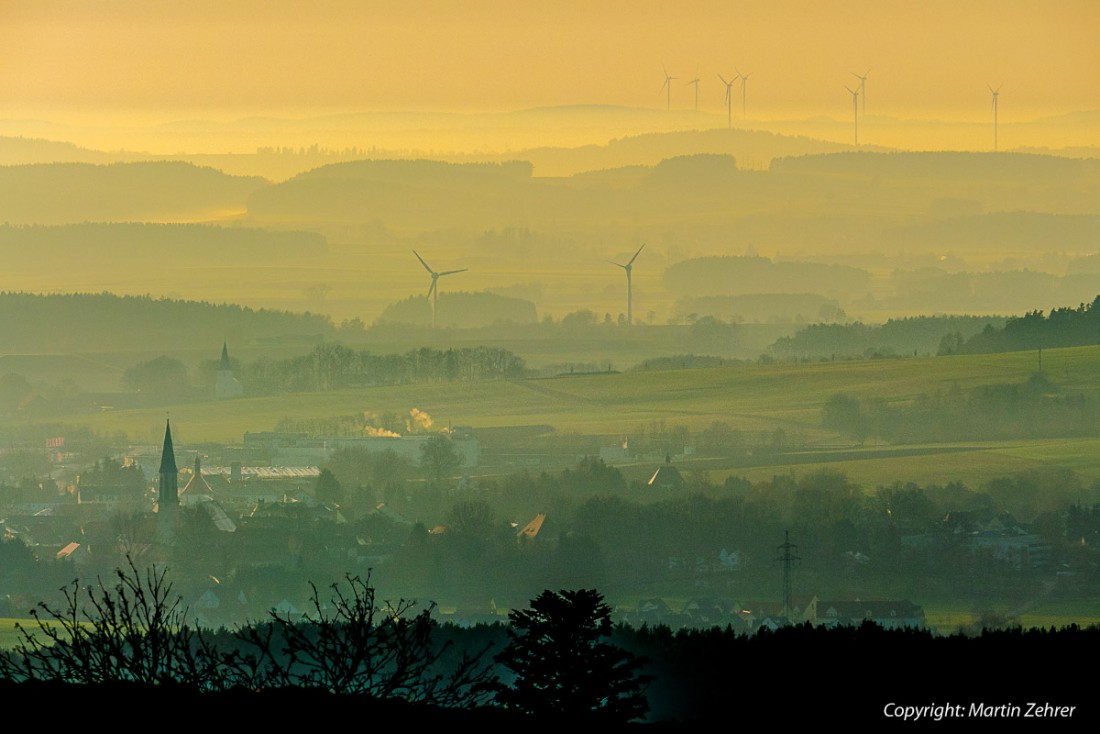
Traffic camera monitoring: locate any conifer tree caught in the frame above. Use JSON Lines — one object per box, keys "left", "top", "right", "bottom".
{"left": 494, "top": 588, "right": 650, "bottom": 723}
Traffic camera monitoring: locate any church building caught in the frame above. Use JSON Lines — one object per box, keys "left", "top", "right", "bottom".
{"left": 215, "top": 341, "right": 244, "bottom": 399}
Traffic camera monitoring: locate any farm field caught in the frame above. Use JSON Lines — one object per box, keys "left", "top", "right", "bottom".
{"left": 708, "top": 438, "right": 1100, "bottom": 488}
{"left": 922, "top": 599, "right": 1100, "bottom": 634}
{"left": 0, "top": 618, "right": 23, "bottom": 650}
{"left": 43, "top": 344, "right": 1095, "bottom": 438}
{"left": 16, "top": 343, "right": 1100, "bottom": 489}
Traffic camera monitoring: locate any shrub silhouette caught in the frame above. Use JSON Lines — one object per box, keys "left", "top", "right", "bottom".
{"left": 234, "top": 572, "right": 494, "bottom": 706}
{"left": 0, "top": 558, "right": 227, "bottom": 689}
{"left": 0, "top": 559, "right": 494, "bottom": 710}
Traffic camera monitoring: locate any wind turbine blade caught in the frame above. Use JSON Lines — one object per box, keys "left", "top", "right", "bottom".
{"left": 427, "top": 280, "right": 436, "bottom": 299}
{"left": 628, "top": 244, "right": 645, "bottom": 266}
{"left": 438, "top": 268, "right": 468, "bottom": 277}
{"left": 413, "top": 250, "right": 434, "bottom": 275}
{"left": 719, "top": 74, "right": 729, "bottom": 85}
{"left": 610, "top": 260, "right": 627, "bottom": 269}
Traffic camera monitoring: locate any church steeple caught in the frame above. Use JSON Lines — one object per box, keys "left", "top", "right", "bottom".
{"left": 215, "top": 341, "right": 244, "bottom": 400}
{"left": 159, "top": 419, "right": 178, "bottom": 474}
{"left": 155, "top": 419, "right": 180, "bottom": 547}
{"left": 158, "top": 418, "right": 178, "bottom": 507}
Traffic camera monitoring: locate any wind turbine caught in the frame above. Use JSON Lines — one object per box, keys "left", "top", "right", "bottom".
{"left": 845, "top": 85, "right": 860, "bottom": 146}
{"left": 988, "top": 84, "right": 1001, "bottom": 151}
{"left": 413, "top": 250, "right": 466, "bottom": 329}
{"left": 610, "top": 244, "right": 645, "bottom": 326}
{"left": 686, "top": 74, "right": 700, "bottom": 111}
{"left": 661, "top": 66, "right": 677, "bottom": 110}
{"left": 851, "top": 69, "right": 870, "bottom": 113}
{"left": 719, "top": 74, "right": 735, "bottom": 128}
{"left": 735, "top": 68, "right": 750, "bottom": 118}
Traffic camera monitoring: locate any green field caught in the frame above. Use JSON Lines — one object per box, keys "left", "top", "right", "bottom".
{"left": 0, "top": 618, "right": 53, "bottom": 651}
{"left": 10, "top": 343, "right": 1100, "bottom": 488}
{"left": 922, "top": 599, "right": 1100, "bottom": 634}
{"left": 0, "top": 618, "right": 24, "bottom": 650}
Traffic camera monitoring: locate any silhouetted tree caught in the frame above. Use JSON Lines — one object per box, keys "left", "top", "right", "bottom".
{"left": 0, "top": 557, "right": 229, "bottom": 689}
{"left": 121, "top": 355, "right": 191, "bottom": 401}
{"left": 233, "top": 573, "right": 494, "bottom": 706}
{"left": 420, "top": 433, "right": 463, "bottom": 483}
{"left": 494, "top": 588, "right": 650, "bottom": 723}
{"left": 313, "top": 468, "right": 343, "bottom": 505}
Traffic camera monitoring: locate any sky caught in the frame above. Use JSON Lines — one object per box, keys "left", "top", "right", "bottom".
{"left": 1, "top": 0, "right": 1096, "bottom": 124}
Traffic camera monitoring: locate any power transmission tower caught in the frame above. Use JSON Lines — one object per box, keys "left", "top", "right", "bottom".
{"left": 775, "top": 531, "right": 800, "bottom": 619}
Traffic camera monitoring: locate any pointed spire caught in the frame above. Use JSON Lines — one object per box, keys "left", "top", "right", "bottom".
{"left": 220, "top": 341, "right": 231, "bottom": 370}
{"left": 159, "top": 419, "right": 178, "bottom": 475}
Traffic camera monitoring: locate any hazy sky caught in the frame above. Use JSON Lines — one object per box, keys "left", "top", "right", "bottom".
{"left": 1, "top": 0, "right": 1096, "bottom": 122}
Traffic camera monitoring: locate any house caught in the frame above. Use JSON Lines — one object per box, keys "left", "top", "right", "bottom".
{"left": 815, "top": 600, "right": 927, "bottom": 630}
{"left": 647, "top": 455, "right": 685, "bottom": 490}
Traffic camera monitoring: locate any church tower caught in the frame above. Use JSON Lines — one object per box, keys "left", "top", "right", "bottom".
{"left": 156, "top": 418, "right": 179, "bottom": 544}
{"left": 215, "top": 341, "right": 244, "bottom": 399}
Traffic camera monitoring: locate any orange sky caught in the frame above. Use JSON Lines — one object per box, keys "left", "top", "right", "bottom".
{"left": 1, "top": 0, "right": 1096, "bottom": 123}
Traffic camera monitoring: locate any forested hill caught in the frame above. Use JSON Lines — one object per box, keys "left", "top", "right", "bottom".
{"left": 947, "top": 295, "right": 1100, "bottom": 355}
{"left": 0, "top": 161, "right": 267, "bottom": 225}
{"left": 0, "top": 223, "right": 326, "bottom": 269}
{"left": 0, "top": 292, "right": 344, "bottom": 352}
{"left": 769, "top": 150, "right": 1100, "bottom": 181}
{"left": 771, "top": 315, "right": 1007, "bottom": 359}
{"left": 247, "top": 159, "right": 534, "bottom": 226}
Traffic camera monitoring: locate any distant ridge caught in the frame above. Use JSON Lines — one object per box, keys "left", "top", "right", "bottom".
{"left": 0, "top": 292, "right": 340, "bottom": 352}
{"left": 0, "top": 161, "right": 267, "bottom": 225}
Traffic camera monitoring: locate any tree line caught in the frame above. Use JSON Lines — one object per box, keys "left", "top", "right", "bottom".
{"left": 2, "top": 556, "right": 1096, "bottom": 725}
{"left": 0, "top": 291, "right": 341, "bottom": 353}
{"left": 940, "top": 295, "right": 1100, "bottom": 355}
{"left": 114, "top": 342, "right": 527, "bottom": 402}
{"left": 822, "top": 373, "right": 1098, "bottom": 443}
{"left": 771, "top": 314, "right": 1004, "bottom": 360}
{"left": 0, "top": 561, "right": 648, "bottom": 724}
{"left": 239, "top": 342, "right": 527, "bottom": 393}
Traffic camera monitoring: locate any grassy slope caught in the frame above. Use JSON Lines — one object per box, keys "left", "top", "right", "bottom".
{"left": 25, "top": 344, "right": 1100, "bottom": 488}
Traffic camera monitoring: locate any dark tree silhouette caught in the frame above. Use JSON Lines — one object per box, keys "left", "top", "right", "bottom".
{"left": 233, "top": 572, "right": 494, "bottom": 706}
{"left": 420, "top": 433, "right": 463, "bottom": 483}
{"left": 494, "top": 588, "right": 650, "bottom": 723}
{"left": 313, "top": 467, "right": 344, "bottom": 504}
{"left": 121, "top": 355, "right": 192, "bottom": 400}
{"left": 0, "top": 557, "right": 229, "bottom": 689}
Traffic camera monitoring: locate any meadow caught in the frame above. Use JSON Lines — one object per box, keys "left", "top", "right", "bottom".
{"left": 23, "top": 343, "right": 1100, "bottom": 491}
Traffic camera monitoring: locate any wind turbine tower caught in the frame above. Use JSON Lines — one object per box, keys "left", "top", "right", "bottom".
{"left": 661, "top": 67, "right": 677, "bottom": 110}
{"left": 852, "top": 69, "right": 870, "bottom": 113}
{"left": 686, "top": 76, "right": 700, "bottom": 111}
{"left": 719, "top": 74, "right": 735, "bottom": 128}
{"left": 611, "top": 244, "right": 645, "bottom": 326}
{"left": 413, "top": 250, "right": 467, "bottom": 329}
{"left": 988, "top": 84, "right": 1001, "bottom": 151}
{"left": 736, "top": 69, "right": 750, "bottom": 117}
{"left": 845, "top": 85, "right": 860, "bottom": 146}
